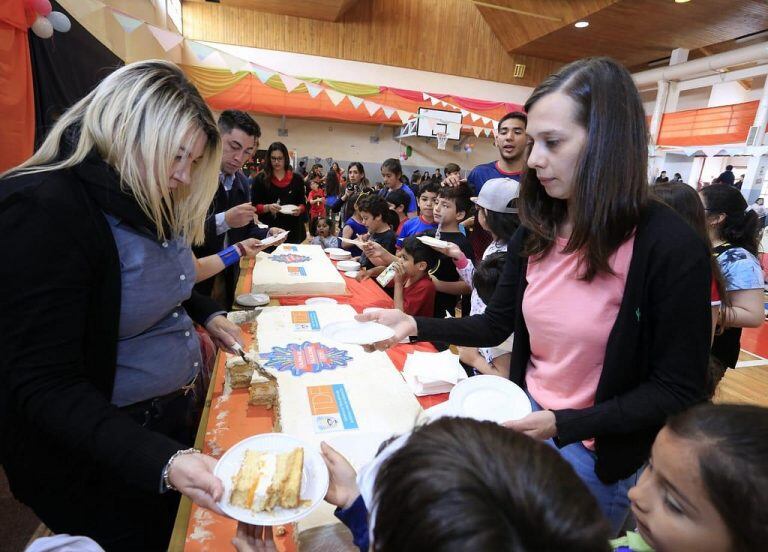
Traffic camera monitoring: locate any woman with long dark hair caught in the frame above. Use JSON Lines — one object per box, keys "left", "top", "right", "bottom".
{"left": 359, "top": 57, "right": 711, "bottom": 532}
{"left": 700, "top": 184, "right": 764, "bottom": 369}
{"left": 251, "top": 142, "right": 307, "bottom": 243}
{"left": 652, "top": 183, "right": 726, "bottom": 342}
{"left": 325, "top": 168, "right": 343, "bottom": 223}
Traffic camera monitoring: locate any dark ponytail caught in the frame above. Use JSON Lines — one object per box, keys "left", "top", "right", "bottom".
{"left": 701, "top": 184, "right": 760, "bottom": 256}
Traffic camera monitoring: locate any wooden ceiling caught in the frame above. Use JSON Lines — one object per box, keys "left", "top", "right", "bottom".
{"left": 181, "top": 0, "right": 768, "bottom": 85}
{"left": 184, "top": 0, "right": 360, "bottom": 22}
{"left": 503, "top": 0, "right": 768, "bottom": 68}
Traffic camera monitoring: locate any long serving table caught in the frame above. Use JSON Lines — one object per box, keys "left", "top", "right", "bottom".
{"left": 169, "top": 257, "right": 446, "bottom": 551}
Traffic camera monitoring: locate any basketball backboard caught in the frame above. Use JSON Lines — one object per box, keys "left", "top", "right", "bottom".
{"left": 416, "top": 107, "right": 462, "bottom": 141}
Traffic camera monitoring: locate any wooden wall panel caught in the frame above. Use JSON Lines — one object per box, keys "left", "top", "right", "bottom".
{"left": 181, "top": 0, "right": 561, "bottom": 86}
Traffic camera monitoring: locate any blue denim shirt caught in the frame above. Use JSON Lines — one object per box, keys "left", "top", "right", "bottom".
{"left": 105, "top": 213, "right": 202, "bottom": 407}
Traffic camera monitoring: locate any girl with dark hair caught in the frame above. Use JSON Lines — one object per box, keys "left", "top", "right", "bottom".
{"left": 251, "top": 142, "right": 307, "bottom": 243}
{"left": 700, "top": 184, "right": 764, "bottom": 369}
{"left": 324, "top": 168, "right": 342, "bottom": 222}
{"left": 626, "top": 403, "right": 768, "bottom": 552}
{"left": 651, "top": 183, "right": 726, "bottom": 342}
{"left": 379, "top": 157, "right": 417, "bottom": 216}
{"left": 340, "top": 191, "right": 367, "bottom": 257}
{"left": 235, "top": 417, "right": 612, "bottom": 551}
{"left": 359, "top": 57, "right": 711, "bottom": 532}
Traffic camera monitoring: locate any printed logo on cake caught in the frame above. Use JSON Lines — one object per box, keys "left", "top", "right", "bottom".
{"left": 291, "top": 310, "right": 321, "bottom": 331}
{"left": 282, "top": 245, "right": 299, "bottom": 252}
{"left": 306, "top": 384, "right": 359, "bottom": 433}
{"left": 286, "top": 266, "right": 307, "bottom": 277}
{"left": 271, "top": 253, "right": 311, "bottom": 264}
{"left": 260, "top": 341, "right": 352, "bottom": 376}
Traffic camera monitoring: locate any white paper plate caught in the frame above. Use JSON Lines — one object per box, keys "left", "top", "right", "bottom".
{"left": 236, "top": 293, "right": 271, "bottom": 307}
{"left": 343, "top": 270, "right": 359, "bottom": 279}
{"left": 417, "top": 235, "right": 450, "bottom": 250}
{"left": 337, "top": 260, "right": 361, "bottom": 272}
{"left": 259, "top": 230, "right": 289, "bottom": 247}
{"left": 321, "top": 320, "right": 395, "bottom": 345}
{"left": 279, "top": 204, "right": 298, "bottom": 214}
{"left": 305, "top": 297, "right": 338, "bottom": 305}
{"left": 215, "top": 433, "right": 329, "bottom": 526}
{"left": 448, "top": 375, "right": 532, "bottom": 424}
{"left": 324, "top": 247, "right": 348, "bottom": 256}
{"left": 330, "top": 253, "right": 352, "bottom": 261}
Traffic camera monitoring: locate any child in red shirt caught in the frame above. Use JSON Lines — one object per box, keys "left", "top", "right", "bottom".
{"left": 392, "top": 236, "right": 438, "bottom": 317}
{"left": 308, "top": 179, "right": 326, "bottom": 219}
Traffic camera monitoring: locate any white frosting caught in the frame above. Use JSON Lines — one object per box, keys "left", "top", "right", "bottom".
{"left": 251, "top": 244, "right": 346, "bottom": 296}
{"left": 252, "top": 452, "right": 277, "bottom": 510}
{"left": 225, "top": 353, "right": 257, "bottom": 368}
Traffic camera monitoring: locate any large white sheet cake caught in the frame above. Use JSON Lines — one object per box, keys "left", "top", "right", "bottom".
{"left": 251, "top": 243, "right": 346, "bottom": 296}
{"left": 252, "top": 304, "right": 423, "bottom": 530}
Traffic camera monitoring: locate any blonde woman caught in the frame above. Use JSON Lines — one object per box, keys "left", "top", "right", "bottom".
{"left": 0, "top": 61, "right": 236, "bottom": 550}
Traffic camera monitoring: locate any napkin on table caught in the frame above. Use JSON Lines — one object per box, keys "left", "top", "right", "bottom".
{"left": 402, "top": 349, "right": 468, "bottom": 396}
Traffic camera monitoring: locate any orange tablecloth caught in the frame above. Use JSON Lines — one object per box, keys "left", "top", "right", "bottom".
{"left": 175, "top": 259, "right": 445, "bottom": 551}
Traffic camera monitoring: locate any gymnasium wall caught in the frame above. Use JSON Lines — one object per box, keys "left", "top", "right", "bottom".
{"left": 247, "top": 114, "right": 500, "bottom": 178}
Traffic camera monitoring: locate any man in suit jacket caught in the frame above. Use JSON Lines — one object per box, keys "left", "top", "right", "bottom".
{"left": 193, "top": 110, "right": 282, "bottom": 307}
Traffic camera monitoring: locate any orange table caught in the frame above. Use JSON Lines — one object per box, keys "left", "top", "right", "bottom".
{"left": 171, "top": 258, "right": 445, "bottom": 551}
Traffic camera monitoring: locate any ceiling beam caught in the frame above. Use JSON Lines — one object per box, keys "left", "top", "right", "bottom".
{"left": 471, "top": 1, "right": 563, "bottom": 22}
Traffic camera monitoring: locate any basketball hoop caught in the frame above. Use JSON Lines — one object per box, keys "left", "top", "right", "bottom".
{"left": 436, "top": 131, "right": 448, "bottom": 151}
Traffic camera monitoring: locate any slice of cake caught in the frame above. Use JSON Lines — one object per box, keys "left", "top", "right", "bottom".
{"left": 226, "top": 354, "right": 256, "bottom": 389}
{"left": 248, "top": 365, "right": 278, "bottom": 408}
{"left": 229, "top": 448, "right": 304, "bottom": 512}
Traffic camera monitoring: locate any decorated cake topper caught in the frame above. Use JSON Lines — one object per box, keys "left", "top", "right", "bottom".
{"left": 260, "top": 342, "right": 352, "bottom": 376}
{"left": 270, "top": 254, "right": 311, "bottom": 264}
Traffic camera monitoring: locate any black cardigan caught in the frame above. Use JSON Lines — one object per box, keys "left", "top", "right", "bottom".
{"left": 0, "top": 154, "right": 223, "bottom": 500}
{"left": 417, "top": 201, "right": 711, "bottom": 483}
{"left": 251, "top": 171, "right": 307, "bottom": 243}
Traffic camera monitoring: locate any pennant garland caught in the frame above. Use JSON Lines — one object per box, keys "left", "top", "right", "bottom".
{"left": 96, "top": 1, "right": 502, "bottom": 135}
{"left": 325, "top": 89, "right": 347, "bottom": 106}
{"left": 147, "top": 25, "right": 184, "bottom": 51}
{"left": 111, "top": 11, "right": 143, "bottom": 33}
{"left": 363, "top": 100, "right": 381, "bottom": 116}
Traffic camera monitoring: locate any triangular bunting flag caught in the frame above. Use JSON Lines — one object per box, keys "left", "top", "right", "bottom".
{"left": 422, "top": 92, "right": 430, "bottom": 101}
{"left": 363, "top": 101, "right": 381, "bottom": 116}
{"left": 253, "top": 67, "right": 276, "bottom": 83}
{"left": 147, "top": 25, "right": 184, "bottom": 51}
{"left": 481, "top": 116, "right": 491, "bottom": 125}
{"left": 397, "top": 110, "right": 412, "bottom": 124}
{"left": 325, "top": 89, "right": 347, "bottom": 106}
{"left": 429, "top": 96, "right": 440, "bottom": 106}
{"left": 470, "top": 113, "right": 481, "bottom": 123}
{"left": 348, "top": 96, "right": 364, "bottom": 109}
{"left": 189, "top": 41, "right": 215, "bottom": 61}
{"left": 280, "top": 74, "right": 303, "bottom": 93}
{"left": 221, "top": 52, "right": 247, "bottom": 73}
{"left": 382, "top": 106, "right": 395, "bottom": 118}
{"left": 439, "top": 101, "right": 449, "bottom": 108}
{"left": 307, "top": 84, "right": 323, "bottom": 98}
{"left": 111, "top": 10, "right": 144, "bottom": 33}
{"left": 204, "top": 51, "right": 227, "bottom": 69}
{"left": 484, "top": 128, "right": 492, "bottom": 137}
{"left": 460, "top": 109, "right": 469, "bottom": 117}
{"left": 473, "top": 127, "right": 482, "bottom": 137}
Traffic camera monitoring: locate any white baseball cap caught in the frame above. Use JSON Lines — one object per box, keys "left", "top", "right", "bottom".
{"left": 471, "top": 177, "right": 520, "bottom": 213}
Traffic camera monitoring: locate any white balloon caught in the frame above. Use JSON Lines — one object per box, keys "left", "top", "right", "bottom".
{"left": 47, "top": 11, "right": 71, "bottom": 33}
{"left": 31, "top": 15, "right": 54, "bottom": 39}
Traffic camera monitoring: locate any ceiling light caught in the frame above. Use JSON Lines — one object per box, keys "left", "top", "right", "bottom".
{"left": 574, "top": 21, "right": 589, "bottom": 28}
{"left": 674, "top": 0, "right": 691, "bottom": 3}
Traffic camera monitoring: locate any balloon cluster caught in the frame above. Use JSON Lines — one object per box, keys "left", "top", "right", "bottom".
{"left": 464, "top": 142, "right": 474, "bottom": 156}
{"left": 400, "top": 144, "right": 413, "bottom": 161}
{"left": 26, "top": 0, "right": 71, "bottom": 39}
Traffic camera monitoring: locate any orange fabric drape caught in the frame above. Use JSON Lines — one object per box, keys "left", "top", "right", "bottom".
{"left": 658, "top": 101, "right": 759, "bottom": 147}
{"left": 0, "top": 0, "right": 35, "bottom": 172}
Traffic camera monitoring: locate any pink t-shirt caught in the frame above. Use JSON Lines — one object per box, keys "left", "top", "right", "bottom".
{"left": 523, "top": 235, "right": 635, "bottom": 447}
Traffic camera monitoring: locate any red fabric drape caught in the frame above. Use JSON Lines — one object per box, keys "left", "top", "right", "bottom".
{"left": 0, "top": 0, "right": 35, "bottom": 172}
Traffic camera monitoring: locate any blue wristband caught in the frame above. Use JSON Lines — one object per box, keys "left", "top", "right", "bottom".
{"left": 217, "top": 245, "right": 241, "bottom": 268}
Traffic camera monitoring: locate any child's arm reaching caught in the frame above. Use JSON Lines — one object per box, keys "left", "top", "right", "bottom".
{"left": 430, "top": 277, "right": 472, "bottom": 295}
